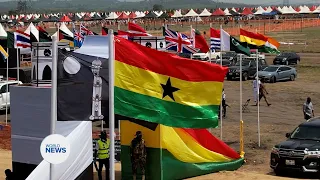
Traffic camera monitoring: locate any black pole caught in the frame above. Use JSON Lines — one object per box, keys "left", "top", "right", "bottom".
{"left": 36, "top": 44, "right": 39, "bottom": 87}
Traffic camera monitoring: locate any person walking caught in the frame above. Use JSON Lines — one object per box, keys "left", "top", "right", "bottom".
{"left": 130, "top": 131, "right": 147, "bottom": 180}
{"left": 97, "top": 131, "right": 110, "bottom": 180}
{"left": 303, "top": 97, "right": 314, "bottom": 120}
{"left": 257, "top": 78, "right": 271, "bottom": 106}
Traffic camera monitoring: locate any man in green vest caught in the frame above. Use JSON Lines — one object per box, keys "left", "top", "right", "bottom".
{"left": 97, "top": 131, "right": 110, "bottom": 180}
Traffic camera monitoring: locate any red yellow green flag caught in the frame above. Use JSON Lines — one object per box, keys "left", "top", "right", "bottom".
{"left": 114, "top": 37, "right": 228, "bottom": 128}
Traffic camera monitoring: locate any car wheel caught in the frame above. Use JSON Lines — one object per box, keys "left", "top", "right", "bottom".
{"left": 242, "top": 73, "right": 248, "bottom": 81}
{"left": 290, "top": 74, "right": 295, "bottom": 81}
{"left": 271, "top": 76, "right": 276, "bottom": 83}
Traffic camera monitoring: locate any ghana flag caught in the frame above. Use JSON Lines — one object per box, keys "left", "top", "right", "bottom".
{"left": 114, "top": 36, "right": 228, "bottom": 128}
{"left": 120, "top": 120, "right": 244, "bottom": 180}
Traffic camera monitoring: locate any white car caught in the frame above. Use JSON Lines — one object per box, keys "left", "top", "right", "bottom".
{"left": 0, "top": 80, "right": 23, "bottom": 110}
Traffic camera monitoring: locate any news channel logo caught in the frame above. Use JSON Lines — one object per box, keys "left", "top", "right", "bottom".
{"left": 40, "top": 134, "right": 71, "bottom": 164}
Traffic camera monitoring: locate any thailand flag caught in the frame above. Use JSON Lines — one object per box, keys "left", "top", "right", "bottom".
{"left": 14, "top": 30, "right": 31, "bottom": 48}
{"left": 210, "top": 28, "right": 221, "bottom": 51}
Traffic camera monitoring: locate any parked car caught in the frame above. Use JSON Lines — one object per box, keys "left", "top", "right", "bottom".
{"left": 273, "top": 52, "right": 300, "bottom": 65}
{"left": 256, "top": 65, "right": 297, "bottom": 83}
{"left": 0, "top": 80, "right": 23, "bottom": 110}
{"left": 227, "top": 57, "right": 268, "bottom": 81}
{"left": 215, "top": 59, "right": 234, "bottom": 67}
{"left": 270, "top": 117, "right": 320, "bottom": 176}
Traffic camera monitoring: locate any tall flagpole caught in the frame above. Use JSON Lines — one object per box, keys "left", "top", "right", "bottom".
{"left": 209, "top": 23, "right": 212, "bottom": 63}
{"left": 220, "top": 24, "right": 223, "bottom": 140}
{"left": 50, "top": 36, "right": 58, "bottom": 180}
{"left": 108, "top": 29, "right": 115, "bottom": 180}
{"left": 5, "top": 48, "right": 8, "bottom": 126}
{"left": 16, "top": 48, "right": 19, "bottom": 81}
{"left": 240, "top": 54, "right": 243, "bottom": 132}
{"left": 256, "top": 49, "right": 261, "bottom": 147}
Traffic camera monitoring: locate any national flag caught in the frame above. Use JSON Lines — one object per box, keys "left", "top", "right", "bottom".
{"left": 0, "top": 45, "right": 8, "bottom": 60}
{"left": 127, "top": 22, "right": 151, "bottom": 36}
{"left": 239, "top": 29, "right": 280, "bottom": 54}
{"left": 73, "top": 29, "right": 83, "bottom": 48}
{"left": 163, "top": 27, "right": 199, "bottom": 54}
{"left": 210, "top": 28, "right": 221, "bottom": 51}
{"left": 220, "top": 29, "right": 250, "bottom": 56}
{"left": 114, "top": 36, "right": 228, "bottom": 128}
{"left": 101, "top": 27, "right": 108, "bottom": 36}
{"left": 37, "top": 26, "right": 52, "bottom": 42}
{"left": 120, "top": 120, "right": 244, "bottom": 179}
{"left": 6, "top": 31, "right": 14, "bottom": 48}
{"left": 191, "top": 29, "right": 209, "bottom": 53}
{"left": 59, "top": 29, "right": 74, "bottom": 42}
{"left": 14, "top": 30, "right": 31, "bottom": 48}
{"left": 80, "top": 24, "right": 98, "bottom": 36}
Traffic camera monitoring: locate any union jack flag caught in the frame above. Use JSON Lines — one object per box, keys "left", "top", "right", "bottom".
{"left": 73, "top": 29, "right": 83, "bottom": 48}
{"left": 164, "top": 27, "right": 198, "bottom": 54}
{"left": 80, "top": 24, "right": 96, "bottom": 36}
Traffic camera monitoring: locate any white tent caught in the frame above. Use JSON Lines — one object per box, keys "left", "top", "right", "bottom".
{"left": 254, "top": 6, "right": 266, "bottom": 15}
{"left": 312, "top": 6, "right": 320, "bottom": 13}
{"left": 288, "top": 6, "right": 298, "bottom": 14}
{"left": 265, "top": 6, "right": 273, "bottom": 13}
{"left": 24, "top": 22, "right": 39, "bottom": 42}
{"left": 224, "top": 8, "right": 232, "bottom": 16}
{"left": 136, "top": 11, "right": 146, "bottom": 18}
{"left": 26, "top": 121, "right": 93, "bottom": 180}
{"left": 0, "top": 23, "right": 7, "bottom": 38}
{"left": 106, "top": 12, "right": 118, "bottom": 20}
{"left": 199, "top": 8, "right": 212, "bottom": 16}
{"left": 231, "top": 7, "right": 238, "bottom": 13}
{"left": 277, "top": 6, "right": 283, "bottom": 13}
{"left": 171, "top": 9, "right": 183, "bottom": 18}
{"left": 184, "top": 9, "right": 199, "bottom": 17}
{"left": 51, "top": 22, "right": 74, "bottom": 38}
{"left": 299, "top": 5, "right": 312, "bottom": 14}
{"left": 281, "top": 6, "right": 292, "bottom": 14}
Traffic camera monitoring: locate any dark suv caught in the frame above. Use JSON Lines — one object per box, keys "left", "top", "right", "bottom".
{"left": 270, "top": 117, "right": 320, "bottom": 176}
{"left": 227, "top": 57, "right": 268, "bottom": 81}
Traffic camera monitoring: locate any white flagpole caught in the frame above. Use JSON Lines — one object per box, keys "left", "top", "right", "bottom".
{"left": 108, "top": 29, "right": 115, "bottom": 180}
{"left": 256, "top": 49, "right": 261, "bottom": 147}
{"left": 240, "top": 54, "right": 243, "bottom": 129}
{"left": 50, "top": 36, "right": 58, "bottom": 180}
{"left": 209, "top": 23, "right": 212, "bottom": 63}
{"left": 190, "top": 25, "right": 194, "bottom": 47}
{"left": 5, "top": 48, "right": 8, "bottom": 126}
{"left": 220, "top": 24, "right": 223, "bottom": 140}
{"left": 16, "top": 48, "right": 19, "bottom": 82}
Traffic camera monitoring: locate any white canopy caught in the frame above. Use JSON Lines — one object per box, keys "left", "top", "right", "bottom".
{"left": 136, "top": 11, "right": 146, "bottom": 18}
{"left": 199, "top": 8, "right": 212, "bottom": 16}
{"left": 51, "top": 22, "right": 73, "bottom": 38}
{"left": 288, "top": 6, "right": 298, "bottom": 14}
{"left": 299, "top": 5, "right": 312, "bottom": 14}
{"left": 171, "top": 9, "right": 183, "bottom": 18}
{"left": 312, "top": 6, "right": 320, "bottom": 13}
{"left": 184, "top": 9, "right": 199, "bottom": 17}
{"left": 254, "top": 6, "right": 266, "bottom": 15}
{"left": 265, "top": 6, "right": 273, "bottom": 13}
{"left": 0, "top": 23, "right": 7, "bottom": 38}
{"left": 24, "top": 22, "right": 39, "bottom": 42}
{"left": 224, "top": 8, "right": 232, "bottom": 16}
{"left": 106, "top": 12, "right": 118, "bottom": 20}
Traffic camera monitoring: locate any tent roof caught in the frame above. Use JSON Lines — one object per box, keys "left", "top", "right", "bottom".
{"left": 158, "top": 12, "right": 170, "bottom": 18}
{"left": 171, "top": 10, "right": 183, "bottom": 18}
{"left": 224, "top": 8, "right": 232, "bottom": 16}
{"left": 199, "top": 8, "right": 211, "bottom": 16}
{"left": 144, "top": 11, "right": 158, "bottom": 18}
{"left": 0, "top": 23, "right": 7, "bottom": 38}
{"left": 117, "top": 12, "right": 129, "bottom": 19}
{"left": 242, "top": 7, "right": 253, "bottom": 15}
{"left": 128, "top": 12, "right": 137, "bottom": 19}
{"left": 60, "top": 15, "right": 72, "bottom": 22}
{"left": 106, "top": 12, "right": 118, "bottom": 19}
{"left": 212, "top": 8, "right": 225, "bottom": 16}
{"left": 254, "top": 6, "right": 266, "bottom": 15}
{"left": 299, "top": 5, "right": 311, "bottom": 14}
{"left": 184, "top": 9, "right": 199, "bottom": 17}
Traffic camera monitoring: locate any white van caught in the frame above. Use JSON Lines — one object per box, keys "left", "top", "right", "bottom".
{"left": 0, "top": 80, "right": 23, "bottom": 110}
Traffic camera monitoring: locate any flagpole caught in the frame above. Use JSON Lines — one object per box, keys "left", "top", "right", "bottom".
{"left": 209, "top": 23, "right": 212, "bottom": 63}
{"left": 256, "top": 49, "right": 260, "bottom": 147}
{"left": 220, "top": 24, "right": 223, "bottom": 140}
{"left": 50, "top": 35, "right": 58, "bottom": 180}
{"left": 240, "top": 54, "right": 243, "bottom": 133}
{"left": 16, "top": 48, "right": 19, "bottom": 82}
{"left": 5, "top": 48, "right": 8, "bottom": 126}
{"left": 108, "top": 29, "right": 115, "bottom": 180}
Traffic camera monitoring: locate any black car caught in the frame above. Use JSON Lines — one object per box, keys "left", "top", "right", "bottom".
{"left": 227, "top": 57, "right": 268, "bottom": 81}
{"left": 270, "top": 117, "right": 320, "bottom": 176}
{"left": 273, "top": 52, "right": 300, "bottom": 65}
{"left": 215, "top": 59, "right": 234, "bottom": 67}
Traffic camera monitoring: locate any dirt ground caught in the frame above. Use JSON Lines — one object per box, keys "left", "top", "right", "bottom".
{"left": 1, "top": 52, "right": 320, "bottom": 179}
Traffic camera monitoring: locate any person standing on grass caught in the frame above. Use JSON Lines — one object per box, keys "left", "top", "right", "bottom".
{"left": 253, "top": 77, "right": 261, "bottom": 104}
{"left": 303, "top": 97, "right": 314, "bottom": 120}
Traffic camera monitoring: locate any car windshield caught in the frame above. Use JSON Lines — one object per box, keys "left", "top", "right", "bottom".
{"left": 290, "top": 126, "right": 320, "bottom": 141}
{"left": 235, "top": 60, "right": 250, "bottom": 66}
{"left": 263, "top": 66, "right": 278, "bottom": 72}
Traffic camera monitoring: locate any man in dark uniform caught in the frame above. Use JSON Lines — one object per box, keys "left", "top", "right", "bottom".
{"left": 130, "top": 131, "right": 147, "bottom": 180}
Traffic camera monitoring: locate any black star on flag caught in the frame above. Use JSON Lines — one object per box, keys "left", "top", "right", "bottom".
{"left": 161, "top": 77, "right": 180, "bottom": 101}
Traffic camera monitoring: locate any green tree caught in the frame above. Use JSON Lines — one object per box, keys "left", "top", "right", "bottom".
{"left": 153, "top": 4, "right": 163, "bottom": 11}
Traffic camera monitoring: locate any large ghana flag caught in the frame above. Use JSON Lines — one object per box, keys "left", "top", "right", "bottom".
{"left": 120, "top": 120, "right": 244, "bottom": 180}
{"left": 114, "top": 36, "right": 228, "bottom": 128}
